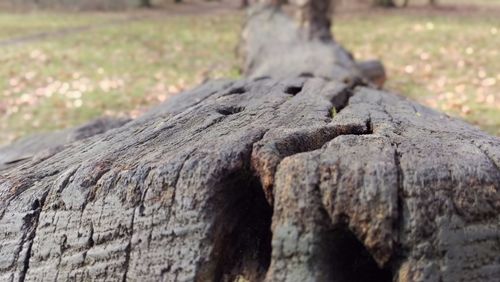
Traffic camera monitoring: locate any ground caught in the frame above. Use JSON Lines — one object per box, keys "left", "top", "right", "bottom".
{"left": 0, "top": 0, "right": 499, "bottom": 145}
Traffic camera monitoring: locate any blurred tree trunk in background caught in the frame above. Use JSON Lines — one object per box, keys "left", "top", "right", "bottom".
{"left": 291, "top": 0, "right": 337, "bottom": 41}
{"left": 373, "top": 0, "right": 395, "bottom": 7}
{"left": 139, "top": 0, "right": 152, "bottom": 7}
{"left": 247, "top": 0, "right": 337, "bottom": 41}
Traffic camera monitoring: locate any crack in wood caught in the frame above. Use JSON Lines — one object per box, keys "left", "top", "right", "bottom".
{"left": 18, "top": 190, "right": 49, "bottom": 282}
{"left": 121, "top": 207, "right": 136, "bottom": 282}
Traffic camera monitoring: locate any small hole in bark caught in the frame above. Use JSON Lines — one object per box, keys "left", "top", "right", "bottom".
{"left": 31, "top": 199, "right": 40, "bottom": 210}
{"left": 217, "top": 106, "right": 245, "bottom": 116}
{"left": 326, "top": 225, "right": 392, "bottom": 282}
{"left": 87, "top": 224, "right": 94, "bottom": 248}
{"left": 330, "top": 88, "right": 353, "bottom": 114}
{"left": 139, "top": 204, "right": 146, "bottom": 216}
{"left": 299, "top": 72, "right": 314, "bottom": 78}
{"left": 366, "top": 120, "right": 374, "bottom": 134}
{"left": 210, "top": 173, "right": 272, "bottom": 282}
{"left": 227, "top": 86, "right": 247, "bottom": 95}
{"left": 284, "top": 85, "right": 302, "bottom": 96}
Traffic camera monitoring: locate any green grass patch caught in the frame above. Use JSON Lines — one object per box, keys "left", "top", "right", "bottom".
{"left": 0, "top": 12, "right": 126, "bottom": 40}
{"left": 334, "top": 11, "right": 500, "bottom": 135}
{"left": 0, "top": 13, "right": 241, "bottom": 144}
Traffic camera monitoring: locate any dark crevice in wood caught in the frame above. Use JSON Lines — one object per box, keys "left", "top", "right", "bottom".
{"left": 325, "top": 224, "right": 393, "bottom": 282}
{"left": 87, "top": 223, "right": 95, "bottom": 248}
{"left": 19, "top": 190, "right": 49, "bottom": 282}
{"left": 189, "top": 119, "right": 224, "bottom": 138}
{"left": 298, "top": 72, "right": 314, "bottom": 78}
{"left": 4, "top": 157, "right": 31, "bottom": 166}
{"left": 138, "top": 203, "right": 146, "bottom": 217}
{"left": 209, "top": 172, "right": 272, "bottom": 282}
{"left": 19, "top": 239, "right": 34, "bottom": 282}
{"left": 252, "top": 120, "right": 375, "bottom": 205}
{"left": 366, "top": 118, "right": 374, "bottom": 135}
{"left": 31, "top": 199, "right": 40, "bottom": 210}
{"left": 390, "top": 145, "right": 410, "bottom": 276}
{"left": 284, "top": 85, "right": 303, "bottom": 96}
{"left": 55, "top": 166, "right": 79, "bottom": 194}
{"left": 331, "top": 89, "right": 352, "bottom": 114}
{"left": 253, "top": 76, "right": 271, "bottom": 81}
{"left": 393, "top": 147, "right": 404, "bottom": 238}
{"left": 217, "top": 106, "right": 246, "bottom": 116}
{"left": 327, "top": 81, "right": 365, "bottom": 122}
{"left": 121, "top": 207, "right": 136, "bottom": 282}
{"left": 226, "top": 86, "right": 247, "bottom": 95}
{"left": 330, "top": 80, "right": 366, "bottom": 115}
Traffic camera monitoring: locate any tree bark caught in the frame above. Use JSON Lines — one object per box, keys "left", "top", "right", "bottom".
{"left": 239, "top": 5, "right": 385, "bottom": 87}
{"left": 139, "top": 0, "right": 152, "bottom": 8}
{"left": 0, "top": 4, "right": 498, "bottom": 282}
{"left": 374, "top": 0, "right": 396, "bottom": 7}
{"left": 289, "top": 0, "right": 336, "bottom": 41}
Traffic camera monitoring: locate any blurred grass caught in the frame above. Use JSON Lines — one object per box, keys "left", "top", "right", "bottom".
{"left": 0, "top": 12, "right": 127, "bottom": 40}
{"left": 334, "top": 10, "right": 500, "bottom": 135}
{"left": 0, "top": 6, "right": 499, "bottom": 145}
{"left": 0, "top": 13, "right": 241, "bottom": 144}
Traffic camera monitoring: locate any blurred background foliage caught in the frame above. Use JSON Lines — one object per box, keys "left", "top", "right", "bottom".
{"left": 0, "top": 0, "right": 498, "bottom": 145}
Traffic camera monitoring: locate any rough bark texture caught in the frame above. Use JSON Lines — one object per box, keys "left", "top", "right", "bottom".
{"left": 289, "top": 0, "right": 335, "bottom": 41}
{"left": 0, "top": 4, "right": 499, "bottom": 282}
{"left": 0, "top": 117, "right": 130, "bottom": 172}
{"left": 239, "top": 6, "right": 360, "bottom": 82}
{"left": 239, "top": 6, "right": 386, "bottom": 87}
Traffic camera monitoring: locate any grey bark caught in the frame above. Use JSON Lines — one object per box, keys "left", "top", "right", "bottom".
{"left": 239, "top": 6, "right": 359, "bottom": 82}
{"left": 239, "top": 6, "right": 385, "bottom": 87}
{"left": 0, "top": 117, "right": 130, "bottom": 171}
{"left": 139, "top": 0, "right": 152, "bottom": 7}
{"left": 288, "top": 0, "right": 336, "bottom": 41}
{"left": 374, "top": 0, "right": 396, "bottom": 7}
{"left": 0, "top": 4, "right": 499, "bottom": 282}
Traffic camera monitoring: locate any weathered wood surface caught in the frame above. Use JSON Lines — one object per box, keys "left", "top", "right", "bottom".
{"left": 239, "top": 6, "right": 361, "bottom": 82}
{"left": 0, "top": 117, "right": 130, "bottom": 172}
{"left": 239, "top": 6, "right": 386, "bottom": 88}
{"left": 1, "top": 4, "right": 499, "bottom": 282}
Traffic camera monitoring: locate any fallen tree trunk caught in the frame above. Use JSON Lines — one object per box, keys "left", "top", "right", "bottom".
{"left": 0, "top": 5, "right": 499, "bottom": 282}
{"left": 238, "top": 5, "right": 386, "bottom": 87}
{"left": 0, "top": 117, "right": 130, "bottom": 172}
{"left": 239, "top": 5, "right": 360, "bottom": 82}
